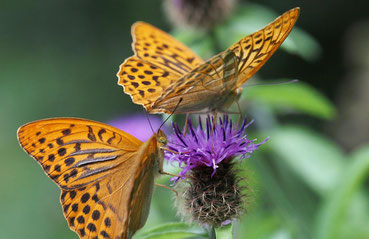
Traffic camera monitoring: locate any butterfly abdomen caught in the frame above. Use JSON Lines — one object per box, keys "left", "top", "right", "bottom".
{"left": 209, "top": 88, "right": 241, "bottom": 113}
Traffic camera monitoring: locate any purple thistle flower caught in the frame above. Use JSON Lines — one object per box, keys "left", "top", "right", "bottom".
{"left": 166, "top": 115, "right": 268, "bottom": 179}
{"left": 168, "top": 115, "right": 268, "bottom": 227}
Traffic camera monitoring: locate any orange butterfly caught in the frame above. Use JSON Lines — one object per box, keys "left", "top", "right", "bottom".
{"left": 17, "top": 118, "right": 167, "bottom": 239}
{"left": 117, "top": 8, "right": 300, "bottom": 114}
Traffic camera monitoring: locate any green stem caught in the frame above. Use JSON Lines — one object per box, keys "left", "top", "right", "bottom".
{"left": 214, "top": 224, "right": 233, "bottom": 239}
{"left": 208, "top": 227, "right": 216, "bottom": 239}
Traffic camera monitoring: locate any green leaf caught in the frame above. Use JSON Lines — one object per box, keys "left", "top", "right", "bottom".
{"left": 242, "top": 81, "right": 337, "bottom": 120}
{"left": 314, "top": 145, "right": 369, "bottom": 239}
{"left": 251, "top": 150, "right": 322, "bottom": 238}
{"left": 134, "top": 222, "right": 207, "bottom": 239}
{"left": 215, "top": 224, "right": 233, "bottom": 239}
{"left": 265, "top": 125, "right": 345, "bottom": 196}
{"left": 283, "top": 28, "right": 322, "bottom": 62}
{"left": 338, "top": 193, "right": 369, "bottom": 239}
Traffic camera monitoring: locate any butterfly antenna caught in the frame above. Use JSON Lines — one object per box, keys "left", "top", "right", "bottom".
{"left": 245, "top": 79, "right": 299, "bottom": 88}
{"left": 143, "top": 109, "right": 155, "bottom": 135}
{"left": 158, "top": 98, "right": 183, "bottom": 131}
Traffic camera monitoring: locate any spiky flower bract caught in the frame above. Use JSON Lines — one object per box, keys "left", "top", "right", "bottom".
{"left": 166, "top": 115, "right": 267, "bottom": 227}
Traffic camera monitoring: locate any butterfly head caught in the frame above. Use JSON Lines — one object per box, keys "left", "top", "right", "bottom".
{"left": 156, "top": 130, "right": 167, "bottom": 148}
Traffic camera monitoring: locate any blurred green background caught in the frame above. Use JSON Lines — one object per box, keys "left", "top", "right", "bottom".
{"left": 2, "top": 0, "right": 369, "bottom": 238}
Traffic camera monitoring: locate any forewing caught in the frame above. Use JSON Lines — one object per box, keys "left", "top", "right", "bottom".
{"left": 117, "top": 22, "right": 204, "bottom": 111}
{"left": 17, "top": 118, "right": 142, "bottom": 190}
{"left": 230, "top": 7, "right": 300, "bottom": 88}
{"left": 132, "top": 21, "right": 203, "bottom": 75}
{"left": 151, "top": 50, "right": 239, "bottom": 114}
{"left": 17, "top": 118, "right": 144, "bottom": 239}
{"left": 117, "top": 57, "right": 179, "bottom": 111}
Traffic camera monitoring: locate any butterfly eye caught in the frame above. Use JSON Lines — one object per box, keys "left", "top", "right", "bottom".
{"left": 156, "top": 130, "right": 167, "bottom": 146}
{"left": 158, "top": 136, "right": 167, "bottom": 146}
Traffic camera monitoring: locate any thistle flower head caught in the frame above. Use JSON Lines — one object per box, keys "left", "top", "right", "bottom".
{"left": 166, "top": 115, "right": 268, "bottom": 227}
{"left": 166, "top": 115, "right": 267, "bottom": 179}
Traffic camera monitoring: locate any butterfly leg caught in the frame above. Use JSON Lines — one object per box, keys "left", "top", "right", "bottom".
{"left": 159, "top": 170, "right": 196, "bottom": 180}
{"left": 217, "top": 101, "right": 243, "bottom": 129}
{"left": 161, "top": 147, "right": 181, "bottom": 154}
{"left": 183, "top": 113, "right": 190, "bottom": 136}
{"left": 155, "top": 183, "right": 178, "bottom": 196}
{"left": 210, "top": 111, "right": 218, "bottom": 136}
{"left": 161, "top": 146, "right": 192, "bottom": 156}
{"left": 235, "top": 101, "right": 242, "bottom": 130}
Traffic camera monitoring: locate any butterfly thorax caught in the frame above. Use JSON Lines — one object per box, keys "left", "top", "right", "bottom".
{"left": 209, "top": 87, "right": 242, "bottom": 112}
{"left": 154, "top": 130, "right": 166, "bottom": 176}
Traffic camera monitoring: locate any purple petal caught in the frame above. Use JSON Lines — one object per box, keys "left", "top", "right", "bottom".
{"left": 165, "top": 115, "right": 268, "bottom": 180}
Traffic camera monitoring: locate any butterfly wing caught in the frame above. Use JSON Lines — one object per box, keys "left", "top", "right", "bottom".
{"left": 151, "top": 8, "right": 300, "bottom": 114}
{"left": 17, "top": 118, "right": 152, "bottom": 239}
{"left": 123, "top": 133, "right": 163, "bottom": 239}
{"left": 117, "top": 56, "right": 180, "bottom": 112}
{"left": 152, "top": 50, "right": 240, "bottom": 113}
{"left": 131, "top": 22, "right": 203, "bottom": 75}
{"left": 60, "top": 169, "right": 134, "bottom": 239}
{"left": 230, "top": 7, "right": 300, "bottom": 88}
{"left": 117, "top": 22, "right": 204, "bottom": 112}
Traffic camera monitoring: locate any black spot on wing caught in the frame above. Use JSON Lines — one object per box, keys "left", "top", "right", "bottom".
{"left": 100, "top": 231, "right": 109, "bottom": 238}
{"left": 98, "top": 129, "right": 106, "bottom": 141}
{"left": 91, "top": 210, "right": 100, "bottom": 220}
{"left": 87, "top": 223, "right": 97, "bottom": 232}
{"left": 77, "top": 216, "right": 85, "bottom": 224}
{"left": 104, "top": 217, "right": 111, "bottom": 227}
{"left": 79, "top": 228, "right": 86, "bottom": 237}
{"left": 56, "top": 137, "right": 64, "bottom": 146}
{"left": 87, "top": 126, "right": 97, "bottom": 141}
{"left": 62, "top": 129, "right": 71, "bottom": 136}
{"left": 64, "top": 157, "right": 75, "bottom": 166}
{"left": 72, "top": 204, "right": 78, "bottom": 212}
{"left": 107, "top": 132, "right": 116, "bottom": 144}
{"left": 83, "top": 205, "right": 90, "bottom": 214}
{"left": 58, "top": 148, "right": 66, "bottom": 156}
{"left": 69, "top": 217, "right": 75, "bottom": 226}
{"left": 81, "top": 193, "right": 90, "bottom": 203}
